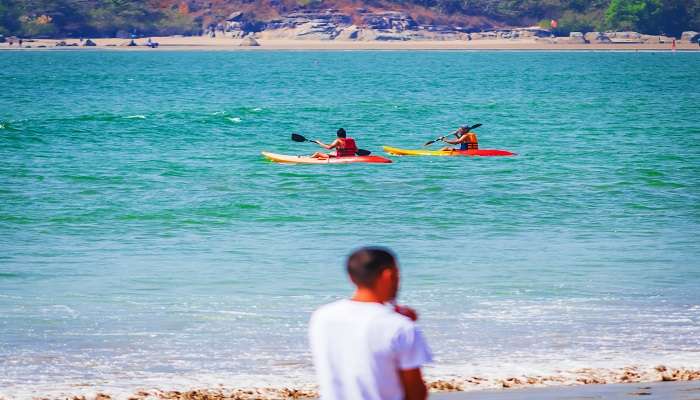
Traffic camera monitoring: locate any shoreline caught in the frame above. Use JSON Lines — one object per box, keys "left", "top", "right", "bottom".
{"left": 3, "top": 365, "right": 698, "bottom": 400}
{"left": 4, "top": 379, "right": 700, "bottom": 400}
{"left": 2, "top": 36, "right": 699, "bottom": 51}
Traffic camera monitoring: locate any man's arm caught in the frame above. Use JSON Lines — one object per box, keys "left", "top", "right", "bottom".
{"left": 399, "top": 368, "right": 428, "bottom": 400}
{"left": 315, "top": 138, "right": 340, "bottom": 150}
{"left": 442, "top": 136, "right": 465, "bottom": 145}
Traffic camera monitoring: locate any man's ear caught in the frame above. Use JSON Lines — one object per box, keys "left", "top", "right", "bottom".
{"left": 379, "top": 268, "right": 394, "bottom": 281}
{"left": 379, "top": 267, "right": 398, "bottom": 286}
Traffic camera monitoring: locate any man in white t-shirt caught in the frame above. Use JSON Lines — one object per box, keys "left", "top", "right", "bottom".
{"left": 309, "top": 247, "right": 432, "bottom": 400}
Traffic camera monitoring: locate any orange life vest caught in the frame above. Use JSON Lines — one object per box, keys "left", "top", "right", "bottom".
{"left": 459, "top": 132, "right": 478, "bottom": 150}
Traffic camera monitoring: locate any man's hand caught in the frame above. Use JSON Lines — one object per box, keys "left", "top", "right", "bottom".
{"left": 394, "top": 304, "right": 418, "bottom": 321}
{"left": 399, "top": 368, "right": 428, "bottom": 400}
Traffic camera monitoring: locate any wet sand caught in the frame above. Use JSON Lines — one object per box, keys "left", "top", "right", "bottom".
{"left": 2, "top": 36, "right": 699, "bottom": 51}
{"left": 433, "top": 380, "right": 700, "bottom": 399}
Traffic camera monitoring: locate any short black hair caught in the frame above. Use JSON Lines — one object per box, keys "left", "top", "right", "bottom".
{"left": 346, "top": 247, "right": 396, "bottom": 287}
{"left": 336, "top": 128, "right": 347, "bottom": 138}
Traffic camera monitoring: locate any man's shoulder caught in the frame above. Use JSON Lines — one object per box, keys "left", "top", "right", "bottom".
{"left": 377, "top": 308, "right": 416, "bottom": 332}
{"left": 311, "top": 299, "right": 348, "bottom": 320}
{"left": 311, "top": 300, "right": 414, "bottom": 327}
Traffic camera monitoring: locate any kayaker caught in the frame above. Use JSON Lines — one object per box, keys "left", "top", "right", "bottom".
{"left": 440, "top": 126, "right": 478, "bottom": 151}
{"left": 311, "top": 128, "right": 358, "bottom": 159}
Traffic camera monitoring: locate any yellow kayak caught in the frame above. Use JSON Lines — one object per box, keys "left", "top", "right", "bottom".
{"left": 383, "top": 146, "right": 515, "bottom": 157}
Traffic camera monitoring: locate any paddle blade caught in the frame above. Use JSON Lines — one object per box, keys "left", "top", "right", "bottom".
{"left": 291, "top": 133, "right": 307, "bottom": 142}
{"left": 356, "top": 149, "right": 372, "bottom": 156}
{"left": 468, "top": 123, "right": 482, "bottom": 131}
{"left": 423, "top": 140, "right": 436, "bottom": 147}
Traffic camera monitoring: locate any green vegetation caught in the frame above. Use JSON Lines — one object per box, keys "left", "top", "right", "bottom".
{"left": 0, "top": 0, "right": 698, "bottom": 38}
{"left": 0, "top": 0, "right": 199, "bottom": 38}
{"left": 604, "top": 0, "right": 700, "bottom": 36}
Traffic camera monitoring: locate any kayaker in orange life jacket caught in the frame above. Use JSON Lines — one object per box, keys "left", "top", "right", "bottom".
{"left": 311, "top": 128, "right": 359, "bottom": 159}
{"left": 439, "top": 126, "right": 478, "bottom": 151}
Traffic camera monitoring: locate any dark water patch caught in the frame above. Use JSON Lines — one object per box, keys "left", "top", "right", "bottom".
{"left": 117, "top": 211, "right": 180, "bottom": 222}
{"left": 257, "top": 215, "right": 306, "bottom": 223}
{"left": 644, "top": 179, "right": 686, "bottom": 189}
{"left": 0, "top": 271, "right": 32, "bottom": 280}
{"left": 191, "top": 204, "right": 256, "bottom": 219}
{"left": 0, "top": 215, "right": 35, "bottom": 224}
{"left": 235, "top": 203, "right": 262, "bottom": 210}
{"left": 418, "top": 186, "right": 443, "bottom": 194}
{"left": 47, "top": 209, "right": 115, "bottom": 224}
{"left": 60, "top": 174, "right": 127, "bottom": 184}
{"left": 639, "top": 169, "right": 664, "bottom": 177}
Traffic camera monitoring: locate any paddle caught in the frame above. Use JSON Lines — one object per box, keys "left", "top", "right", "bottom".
{"left": 423, "top": 123, "right": 482, "bottom": 147}
{"left": 291, "top": 133, "right": 372, "bottom": 156}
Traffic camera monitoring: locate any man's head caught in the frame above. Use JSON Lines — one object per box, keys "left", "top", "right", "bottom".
{"left": 458, "top": 125, "right": 470, "bottom": 134}
{"left": 346, "top": 247, "right": 399, "bottom": 302}
{"left": 336, "top": 128, "right": 347, "bottom": 138}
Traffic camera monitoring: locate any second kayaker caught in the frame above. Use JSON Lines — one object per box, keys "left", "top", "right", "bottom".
{"left": 311, "top": 128, "right": 359, "bottom": 159}
{"left": 439, "top": 126, "right": 478, "bottom": 151}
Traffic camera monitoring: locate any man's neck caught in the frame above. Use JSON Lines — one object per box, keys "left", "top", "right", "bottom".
{"left": 351, "top": 287, "right": 386, "bottom": 304}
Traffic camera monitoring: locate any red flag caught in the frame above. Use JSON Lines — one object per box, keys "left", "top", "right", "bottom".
{"left": 551, "top": 19, "right": 558, "bottom": 29}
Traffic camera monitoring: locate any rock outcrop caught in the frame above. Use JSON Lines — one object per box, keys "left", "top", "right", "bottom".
{"left": 202, "top": 9, "right": 698, "bottom": 44}
{"left": 641, "top": 35, "right": 674, "bottom": 44}
{"left": 681, "top": 31, "right": 699, "bottom": 42}
{"left": 240, "top": 36, "right": 260, "bottom": 46}
{"left": 217, "top": 8, "right": 478, "bottom": 41}
{"left": 584, "top": 32, "right": 611, "bottom": 43}
{"left": 568, "top": 32, "right": 587, "bottom": 44}
{"left": 362, "top": 11, "right": 417, "bottom": 31}
{"left": 606, "top": 31, "right": 642, "bottom": 43}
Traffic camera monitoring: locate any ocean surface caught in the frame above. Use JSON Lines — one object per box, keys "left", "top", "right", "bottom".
{"left": 1, "top": 50, "right": 699, "bottom": 397}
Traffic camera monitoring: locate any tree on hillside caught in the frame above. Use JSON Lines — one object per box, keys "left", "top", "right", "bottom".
{"left": 605, "top": 0, "right": 662, "bottom": 32}
{"left": 0, "top": 1, "right": 22, "bottom": 35}
{"left": 605, "top": 0, "right": 700, "bottom": 35}
{"left": 658, "top": 0, "right": 700, "bottom": 36}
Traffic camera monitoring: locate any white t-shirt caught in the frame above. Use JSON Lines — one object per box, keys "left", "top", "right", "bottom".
{"left": 309, "top": 299, "right": 433, "bottom": 400}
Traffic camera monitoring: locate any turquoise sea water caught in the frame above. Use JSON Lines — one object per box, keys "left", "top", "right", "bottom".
{"left": 1, "top": 50, "right": 699, "bottom": 396}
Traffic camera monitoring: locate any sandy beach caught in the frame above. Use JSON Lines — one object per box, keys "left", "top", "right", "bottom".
{"left": 2, "top": 35, "right": 699, "bottom": 51}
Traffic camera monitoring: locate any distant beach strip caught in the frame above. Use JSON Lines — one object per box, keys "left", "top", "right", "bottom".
{"left": 1, "top": 32, "right": 700, "bottom": 51}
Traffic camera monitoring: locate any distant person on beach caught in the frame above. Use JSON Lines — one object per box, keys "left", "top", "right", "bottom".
{"left": 310, "top": 247, "right": 432, "bottom": 400}
{"left": 311, "top": 128, "right": 359, "bottom": 159}
{"left": 440, "top": 125, "right": 478, "bottom": 151}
